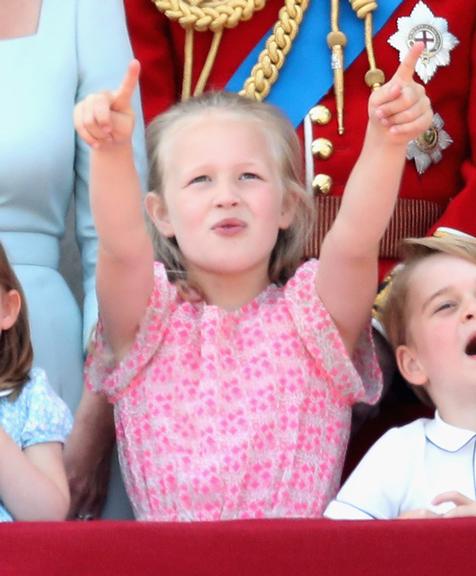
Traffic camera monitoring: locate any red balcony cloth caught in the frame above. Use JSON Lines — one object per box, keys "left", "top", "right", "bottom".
{"left": 0, "top": 518, "right": 474, "bottom": 576}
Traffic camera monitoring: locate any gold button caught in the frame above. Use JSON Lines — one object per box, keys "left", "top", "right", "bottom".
{"left": 311, "top": 138, "right": 334, "bottom": 160}
{"left": 308, "top": 105, "right": 332, "bottom": 125}
{"left": 312, "top": 174, "right": 333, "bottom": 195}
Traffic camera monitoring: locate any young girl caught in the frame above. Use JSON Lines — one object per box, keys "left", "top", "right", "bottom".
{"left": 0, "top": 243, "right": 72, "bottom": 521}
{"left": 75, "top": 44, "right": 432, "bottom": 521}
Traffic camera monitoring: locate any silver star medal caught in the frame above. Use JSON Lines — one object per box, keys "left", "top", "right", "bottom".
{"left": 389, "top": 2, "right": 457, "bottom": 173}
{"left": 388, "top": 1, "right": 459, "bottom": 84}
{"left": 406, "top": 113, "right": 453, "bottom": 175}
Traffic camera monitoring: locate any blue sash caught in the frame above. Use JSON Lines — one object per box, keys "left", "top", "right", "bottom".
{"left": 226, "top": 0, "right": 404, "bottom": 127}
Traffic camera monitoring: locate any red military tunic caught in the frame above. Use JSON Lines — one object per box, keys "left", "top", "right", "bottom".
{"left": 124, "top": 0, "right": 476, "bottom": 276}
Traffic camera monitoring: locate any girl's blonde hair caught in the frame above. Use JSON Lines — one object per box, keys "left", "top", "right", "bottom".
{"left": 146, "top": 91, "right": 314, "bottom": 286}
{"left": 0, "top": 243, "right": 33, "bottom": 398}
{"left": 381, "top": 234, "right": 476, "bottom": 407}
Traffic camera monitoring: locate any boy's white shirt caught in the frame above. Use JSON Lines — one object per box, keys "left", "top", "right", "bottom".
{"left": 324, "top": 411, "right": 476, "bottom": 519}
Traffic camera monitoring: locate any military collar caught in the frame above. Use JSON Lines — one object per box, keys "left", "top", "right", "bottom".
{"left": 425, "top": 411, "right": 476, "bottom": 453}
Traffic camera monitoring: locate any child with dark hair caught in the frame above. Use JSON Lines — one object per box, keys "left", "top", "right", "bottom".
{"left": 0, "top": 243, "right": 72, "bottom": 521}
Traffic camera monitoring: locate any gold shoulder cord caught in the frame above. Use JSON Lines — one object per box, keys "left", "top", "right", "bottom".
{"left": 151, "top": 0, "right": 384, "bottom": 133}
{"left": 331, "top": 0, "right": 385, "bottom": 134}
{"left": 239, "top": 0, "right": 310, "bottom": 101}
{"left": 350, "top": 0, "right": 385, "bottom": 90}
{"left": 151, "top": 0, "right": 267, "bottom": 99}
{"left": 327, "top": 0, "right": 346, "bottom": 134}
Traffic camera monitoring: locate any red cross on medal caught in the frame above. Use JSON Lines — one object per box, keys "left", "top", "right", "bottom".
{"left": 388, "top": 1, "right": 459, "bottom": 84}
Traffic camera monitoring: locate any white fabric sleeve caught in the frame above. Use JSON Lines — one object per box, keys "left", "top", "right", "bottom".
{"left": 324, "top": 426, "right": 413, "bottom": 519}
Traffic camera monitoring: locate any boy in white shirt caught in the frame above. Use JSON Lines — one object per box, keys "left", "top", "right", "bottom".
{"left": 325, "top": 233, "right": 476, "bottom": 519}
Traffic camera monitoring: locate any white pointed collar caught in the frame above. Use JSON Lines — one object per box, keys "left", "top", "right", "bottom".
{"left": 425, "top": 411, "right": 476, "bottom": 452}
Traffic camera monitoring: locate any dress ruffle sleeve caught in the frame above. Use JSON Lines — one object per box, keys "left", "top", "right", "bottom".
{"left": 21, "top": 368, "right": 73, "bottom": 448}
{"left": 284, "top": 259, "right": 382, "bottom": 405}
{"left": 85, "top": 262, "right": 174, "bottom": 402}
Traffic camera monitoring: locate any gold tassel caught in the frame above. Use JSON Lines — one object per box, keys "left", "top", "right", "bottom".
{"left": 349, "top": 0, "right": 385, "bottom": 90}
{"left": 327, "top": 0, "right": 347, "bottom": 135}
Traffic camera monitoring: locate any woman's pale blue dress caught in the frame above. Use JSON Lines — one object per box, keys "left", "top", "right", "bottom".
{"left": 0, "top": 0, "right": 147, "bottom": 517}
{"left": 0, "top": 0, "right": 146, "bottom": 410}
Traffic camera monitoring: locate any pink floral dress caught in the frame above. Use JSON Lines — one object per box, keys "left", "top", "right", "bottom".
{"left": 86, "top": 259, "right": 382, "bottom": 521}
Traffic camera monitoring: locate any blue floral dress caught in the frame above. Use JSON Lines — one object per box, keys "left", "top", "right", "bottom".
{"left": 0, "top": 368, "right": 72, "bottom": 521}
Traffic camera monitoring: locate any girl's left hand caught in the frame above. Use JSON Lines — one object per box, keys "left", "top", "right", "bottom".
{"left": 368, "top": 42, "right": 433, "bottom": 145}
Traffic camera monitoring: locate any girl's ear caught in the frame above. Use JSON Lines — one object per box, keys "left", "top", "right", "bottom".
{"left": 279, "top": 192, "right": 297, "bottom": 230}
{"left": 395, "top": 344, "right": 428, "bottom": 386}
{"left": 0, "top": 289, "right": 21, "bottom": 331}
{"left": 144, "top": 192, "right": 175, "bottom": 237}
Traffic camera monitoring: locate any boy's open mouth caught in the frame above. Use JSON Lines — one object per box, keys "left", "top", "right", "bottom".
{"left": 464, "top": 334, "right": 476, "bottom": 356}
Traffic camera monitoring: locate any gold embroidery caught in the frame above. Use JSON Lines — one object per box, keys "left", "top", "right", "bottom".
{"left": 151, "top": 0, "right": 383, "bottom": 131}
{"left": 151, "top": 0, "right": 267, "bottom": 99}
{"left": 240, "top": 0, "right": 310, "bottom": 101}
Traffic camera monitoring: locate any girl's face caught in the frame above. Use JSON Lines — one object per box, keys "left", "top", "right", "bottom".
{"left": 397, "top": 254, "right": 476, "bottom": 417}
{"left": 148, "top": 113, "right": 296, "bottom": 285}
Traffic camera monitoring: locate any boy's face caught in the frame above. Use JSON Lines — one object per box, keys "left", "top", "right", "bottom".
{"left": 396, "top": 253, "right": 476, "bottom": 418}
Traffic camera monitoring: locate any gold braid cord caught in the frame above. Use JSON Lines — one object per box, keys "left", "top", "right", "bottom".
{"left": 349, "top": 0, "right": 385, "bottom": 89}
{"left": 151, "top": 0, "right": 267, "bottom": 99}
{"left": 151, "top": 0, "right": 383, "bottom": 105}
{"left": 328, "top": 0, "right": 347, "bottom": 134}
{"left": 152, "top": 0, "right": 309, "bottom": 102}
{"left": 151, "top": 0, "right": 266, "bottom": 33}
{"left": 240, "top": 0, "right": 309, "bottom": 101}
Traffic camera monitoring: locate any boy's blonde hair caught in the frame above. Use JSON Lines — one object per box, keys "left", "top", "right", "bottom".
{"left": 0, "top": 243, "right": 33, "bottom": 398}
{"left": 381, "top": 234, "right": 476, "bottom": 406}
{"left": 145, "top": 91, "right": 314, "bottom": 286}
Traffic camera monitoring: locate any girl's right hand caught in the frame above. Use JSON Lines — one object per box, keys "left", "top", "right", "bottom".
{"left": 74, "top": 60, "right": 140, "bottom": 149}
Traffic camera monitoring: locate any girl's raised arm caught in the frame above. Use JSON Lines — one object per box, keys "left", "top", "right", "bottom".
{"left": 74, "top": 61, "right": 154, "bottom": 359}
{"left": 316, "top": 44, "right": 432, "bottom": 356}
